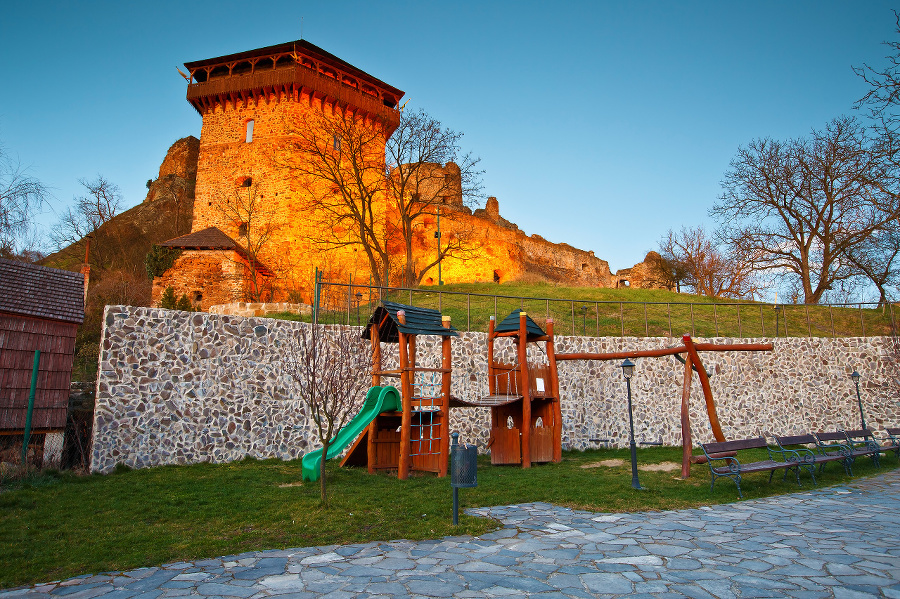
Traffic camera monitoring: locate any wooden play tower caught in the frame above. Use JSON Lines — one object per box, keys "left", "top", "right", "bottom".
{"left": 481, "top": 309, "right": 562, "bottom": 468}
{"left": 341, "top": 301, "right": 457, "bottom": 479}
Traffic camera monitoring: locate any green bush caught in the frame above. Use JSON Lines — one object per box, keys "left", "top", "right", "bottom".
{"left": 176, "top": 293, "right": 193, "bottom": 311}
{"left": 159, "top": 286, "right": 178, "bottom": 309}
{"left": 144, "top": 246, "right": 182, "bottom": 279}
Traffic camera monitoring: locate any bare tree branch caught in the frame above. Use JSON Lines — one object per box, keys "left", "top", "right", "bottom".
{"left": 0, "top": 145, "right": 49, "bottom": 258}
{"left": 713, "top": 116, "right": 900, "bottom": 304}
{"left": 282, "top": 324, "right": 370, "bottom": 505}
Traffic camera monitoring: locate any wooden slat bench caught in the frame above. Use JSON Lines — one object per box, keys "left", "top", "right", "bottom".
{"left": 699, "top": 437, "right": 802, "bottom": 498}
{"left": 772, "top": 434, "right": 850, "bottom": 482}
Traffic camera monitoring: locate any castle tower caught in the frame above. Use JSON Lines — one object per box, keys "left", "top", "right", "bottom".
{"left": 153, "top": 40, "right": 404, "bottom": 308}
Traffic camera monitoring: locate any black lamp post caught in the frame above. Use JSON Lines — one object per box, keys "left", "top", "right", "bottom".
{"left": 355, "top": 292, "right": 363, "bottom": 326}
{"left": 851, "top": 370, "right": 866, "bottom": 430}
{"left": 621, "top": 358, "right": 642, "bottom": 490}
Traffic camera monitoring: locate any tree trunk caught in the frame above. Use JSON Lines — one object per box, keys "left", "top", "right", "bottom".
{"left": 319, "top": 439, "right": 329, "bottom": 506}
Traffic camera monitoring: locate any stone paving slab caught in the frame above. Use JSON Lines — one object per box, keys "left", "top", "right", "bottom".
{"left": 4, "top": 469, "right": 899, "bottom": 598}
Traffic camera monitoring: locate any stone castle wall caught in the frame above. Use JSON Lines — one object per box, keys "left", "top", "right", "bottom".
{"left": 91, "top": 306, "right": 900, "bottom": 473}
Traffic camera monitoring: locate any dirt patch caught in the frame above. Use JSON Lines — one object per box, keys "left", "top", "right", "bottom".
{"left": 581, "top": 459, "right": 625, "bottom": 469}
{"left": 580, "top": 459, "right": 680, "bottom": 472}
{"left": 278, "top": 481, "right": 304, "bottom": 488}
{"left": 639, "top": 461, "right": 680, "bottom": 472}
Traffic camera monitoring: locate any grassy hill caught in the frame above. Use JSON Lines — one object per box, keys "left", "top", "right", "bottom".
{"left": 314, "top": 281, "right": 896, "bottom": 339}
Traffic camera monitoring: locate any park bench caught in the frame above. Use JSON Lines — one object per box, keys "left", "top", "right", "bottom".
{"left": 882, "top": 427, "right": 900, "bottom": 460}
{"left": 772, "top": 433, "right": 850, "bottom": 482}
{"left": 843, "top": 429, "right": 896, "bottom": 467}
{"left": 814, "top": 430, "right": 883, "bottom": 475}
{"left": 699, "top": 437, "right": 804, "bottom": 498}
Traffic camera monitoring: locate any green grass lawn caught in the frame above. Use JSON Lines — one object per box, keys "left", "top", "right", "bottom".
{"left": 2, "top": 447, "right": 896, "bottom": 589}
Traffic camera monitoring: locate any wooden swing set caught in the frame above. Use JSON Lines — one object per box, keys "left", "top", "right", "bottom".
{"left": 554, "top": 333, "right": 774, "bottom": 477}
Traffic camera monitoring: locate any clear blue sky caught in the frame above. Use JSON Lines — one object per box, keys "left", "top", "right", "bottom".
{"left": 0, "top": 1, "right": 894, "bottom": 273}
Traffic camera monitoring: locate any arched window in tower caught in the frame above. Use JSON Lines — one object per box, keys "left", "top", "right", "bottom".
{"left": 244, "top": 119, "right": 254, "bottom": 143}
{"left": 332, "top": 134, "right": 341, "bottom": 152}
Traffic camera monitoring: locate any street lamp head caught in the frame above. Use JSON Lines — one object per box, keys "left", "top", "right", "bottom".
{"left": 621, "top": 358, "right": 635, "bottom": 380}
{"left": 851, "top": 370, "right": 861, "bottom": 384}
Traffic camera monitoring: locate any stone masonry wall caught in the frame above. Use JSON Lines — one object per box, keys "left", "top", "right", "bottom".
{"left": 91, "top": 306, "right": 900, "bottom": 473}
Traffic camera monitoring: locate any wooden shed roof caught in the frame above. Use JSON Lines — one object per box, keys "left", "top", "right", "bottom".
{"left": 157, "top": 227, "right": 274, "bottom": 276}
{"left": 0, "top": 258, "right": 84, "bottom": 324}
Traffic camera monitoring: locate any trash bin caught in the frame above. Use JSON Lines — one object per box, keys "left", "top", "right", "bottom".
{"left": 451, "top": 443, "right": 478, "bottom": 488}
{"left": 450, "top": 432, "right": 477, "bottom": 525}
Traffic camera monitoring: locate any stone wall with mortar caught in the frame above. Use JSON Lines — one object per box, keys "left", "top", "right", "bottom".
{"left": 91, "top": 306, "right": 900, "bottom": 473}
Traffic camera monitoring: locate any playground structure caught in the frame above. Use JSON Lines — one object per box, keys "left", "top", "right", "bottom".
{"left": 452, "top": 310, "right": 562, "bottom": 468}
{"left": 301, "top": 299, "right": 774, "bottom": 481}
{"left": 338, "top": 301, "right": 457, "bottom": 480}
{"left": 554, "top": 334, "right": 774, "bottom": 477}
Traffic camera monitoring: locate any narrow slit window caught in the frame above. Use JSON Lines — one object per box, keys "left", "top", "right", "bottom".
{"left": 332, "top": 134, "right": 340, "bottom": 152}
{"left": 245, "top": 119, "right": 254, "bottom": 143}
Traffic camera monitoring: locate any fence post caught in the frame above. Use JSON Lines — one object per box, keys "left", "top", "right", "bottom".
{"left": 759, "top": 305, "right": 765, "bottom": 337}
{"left": 313, "top": 267, "right": 321, "bottom": 324}
{"left": 21, "top": 350, "right": 40, "bottom": 465}
{"left": 859, "top": 304, "right": 866, "bottom": 338}
{"left": 644, "top": 303, "right": 649, "bottom": 337}
{"left": 690, "top": 304, "right": 695, "bottom": 337}
{"left": 829, "top": 305, "right": 835, "bottom": 338}
{"left": 620, "top": 302, "right": 624, "bottom": 337}
{"left": 571, "top": 301, "right": 575, "bottom": 336}
{"left": 347, "top": 275, "right": 352, "bottom": 326}
{"left": 888, "top": 302, "right": 897, "bottom": 336}
{"left": 467, "top": 294, "right": 471, "bottom": 332}
{"left": 737, "top": 304, "right": 742, "bottom": 339}
{"left": 805, "top": 305, "right": 811, "bottom": 338}
{"left": 713, "top": 304, "right": 718, "bottom": 337}
{"left": 667, "top": 303, "right": 672, "bottom": 338}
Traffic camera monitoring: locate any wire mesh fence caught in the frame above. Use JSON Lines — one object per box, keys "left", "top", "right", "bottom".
{"left": 309, "top": 281, "right": 898, "bottom": 339}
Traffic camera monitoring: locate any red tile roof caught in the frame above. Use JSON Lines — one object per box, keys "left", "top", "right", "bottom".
{"left": 0, "top": 258, "right": 85, "bottom": 324}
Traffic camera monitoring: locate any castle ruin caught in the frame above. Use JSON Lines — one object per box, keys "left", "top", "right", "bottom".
{"left": 151, "top": 40, "right": 668, "bottom": 308}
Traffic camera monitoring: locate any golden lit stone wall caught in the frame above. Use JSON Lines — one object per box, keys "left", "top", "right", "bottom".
{"left": 191, "top": 92, "right": 390, "bottom": 302}
{"left": 151, "top": 250, "right": 245, "bottom": 309}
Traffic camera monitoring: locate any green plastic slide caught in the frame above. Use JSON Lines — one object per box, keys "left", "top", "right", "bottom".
{"left": 301, "top": 385, "right": 402, "bottom": 481}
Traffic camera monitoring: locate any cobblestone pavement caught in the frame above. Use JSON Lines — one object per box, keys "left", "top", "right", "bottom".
{"left": 4, "top": 469, "right": 899, "bottom": 598}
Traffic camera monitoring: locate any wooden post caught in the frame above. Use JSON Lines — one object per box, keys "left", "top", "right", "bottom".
{"left": 439, "top": 316, "right": 452, "bottom": 477}
{"left": 546, "top": 319, "right": 562, "bottom": 463}
{"left": 368, "top": 324, "right": 381, "bottom": 473}
{"left": 371, "top": 324, "right": 381, "bottom": 387}
{"left": 487, "top": 316, "right": 496, "bottom": 396}
{"left": 519, "top": 311, "right": 531, "bottom": 468}
{"left": 397, "top": 310, "right": 411, "bottom": 480}
{"left": 682, "top": 334, "right": 725, "bottom": 442}
{"left": 680, "top": 354, "right": 693, "bottom": 479}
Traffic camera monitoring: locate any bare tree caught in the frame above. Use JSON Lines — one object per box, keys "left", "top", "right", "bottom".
{"left": 51, "top": 175, "right": 124, "bottom": 269}
{"left": 0, "top": 145, "right": 49, "bottom": 258}
{"left": 854, "top": 10, "right": 900, "bottom": 131}
{"left": 385, "top": 109, "right": 484, "bottom": 286}
{"left": 658, "top": 226, "right": 759, "bottom": 298}
{"left": 844, "top": 223, "right": 900, "bottom": 306}
{"left": 216, "top": 179, "right": 281, "bottom": 302}
{"left": 52, "top": 176, "right": 122, "bottom": 246}
{"left": 283, "top": 324, "right": 370, "bottom": 505}
{"left": 713, "top": 116, "right": 900, "bottom": 304}
{"left": 277, "top": 108, "right": 392, "bottom": 287}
